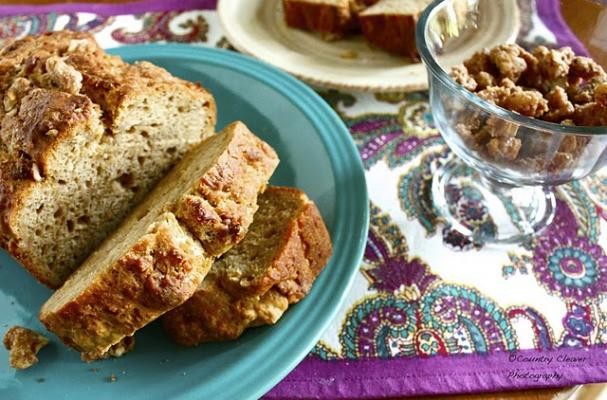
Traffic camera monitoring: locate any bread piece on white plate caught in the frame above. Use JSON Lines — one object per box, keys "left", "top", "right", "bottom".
{"left": 359, "top": 0, "right": 431, "bottom": 57}
{"left": 283, "top": 0, "right": 356, "bottom": 40}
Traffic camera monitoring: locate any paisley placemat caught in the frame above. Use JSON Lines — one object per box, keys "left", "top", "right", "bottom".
{"left": 1, "top": 1, "right": 606, "bottom": 398}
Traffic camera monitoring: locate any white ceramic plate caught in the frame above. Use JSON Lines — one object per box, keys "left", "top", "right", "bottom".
{"left": 217, "top": 0, "right": 520, "bottom": 92}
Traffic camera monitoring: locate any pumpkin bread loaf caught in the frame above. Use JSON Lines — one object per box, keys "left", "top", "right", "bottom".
{"left": 0, "top": 31, "right": 216, "bottom": 288}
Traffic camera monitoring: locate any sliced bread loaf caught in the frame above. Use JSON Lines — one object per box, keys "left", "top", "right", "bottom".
{"left": 359, "top": 0, "right": 430, "bottom": 57}
{"left": 0, "top": 31, "right": 216, "bottom": 288}
{"left": 39, "top": 121, "right": 278, "bottom": 359}
{"left": 162, "top": 186, "right": 332, "bottom": 345}
{"left": 283, "top": 0, "right": 355, "bottom": 40}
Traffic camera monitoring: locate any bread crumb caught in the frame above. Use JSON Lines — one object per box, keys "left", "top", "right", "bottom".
{"left": 108, "top": 374, "right": 117, "bottom": 383}
{"left": 3, "top": 326, "right": 49, "bottom": 370}
{"left": 339, "top": 50, "right": 359, "bottom": 60}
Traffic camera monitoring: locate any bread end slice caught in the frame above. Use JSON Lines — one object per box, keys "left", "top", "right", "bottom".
{"left": 163, "top": 186, "right": 332, "bottom": 345}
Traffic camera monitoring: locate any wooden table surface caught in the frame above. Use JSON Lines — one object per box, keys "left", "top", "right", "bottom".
{"left": 5, "top": 0, "right": 607, "bottom": 399}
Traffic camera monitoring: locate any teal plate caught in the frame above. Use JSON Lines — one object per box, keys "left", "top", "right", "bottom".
{"left": 0, "top": 45, "right": 368, "bottom": 400}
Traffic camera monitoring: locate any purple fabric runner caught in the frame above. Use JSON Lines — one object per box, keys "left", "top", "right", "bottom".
{"left": 0, "top": 0, "right": 217, "bottom": 16}
{"left": 268, "top": 347, "right": 607, "bottom": 399}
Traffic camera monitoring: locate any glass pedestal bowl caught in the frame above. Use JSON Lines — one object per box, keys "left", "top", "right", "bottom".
{"left": 416, "top": 0, "right": 607, "bottom": 244}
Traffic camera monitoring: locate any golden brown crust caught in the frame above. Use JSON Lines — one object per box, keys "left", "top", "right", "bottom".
{"left": 283, "top": 0, "right": 355, "bottom": 40}
{"left": 3, "top": 326, "right": 49, "bottom": 369}
{"left": 276, "top": 200, "right": 333, "bottom": 301}
{"left": 40, "top": 213, "right": 211, "bottom": 355}
{"left": 163, "top": 186, "right": 332, "bottom": 346}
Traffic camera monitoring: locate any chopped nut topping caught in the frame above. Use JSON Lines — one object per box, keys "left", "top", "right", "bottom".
{"left": 42, "top": 56, "right": 83, "bottom": 94}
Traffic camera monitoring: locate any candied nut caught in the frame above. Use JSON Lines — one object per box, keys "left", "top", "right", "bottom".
{"left": 486, "top": 137, "right": 522, "bottom": 161}
{"left": 568, "top": 76, "right": 606, "bottom": 105}
{"left": 475, "top": 71, "right": 496, "bottom": 90}
{"left": 534, "top": 46, "right": 574, "bottom": 80}
{"left": 550, "top": 135, "right": 588, "bottom": 171}
{"left": 499, "top": 78, "right": 516, "bottom": 89}
{"left": 3, "top": 77, "right": 31, "bottom": 112}
{"left": 573, "top": 102, "right": 607, "bottom": 126}
{"left": 489, "top": 44, "right": 528, "bottom": 82}
{"left": 501, "top": 89, "right": 548, "bottom": 117}
{"left": 570, "top": 56, "right": 607, "bottom": 80}
{"left": 455, "top": 122, "right": 474, "bottom": 143}
{"left": 451, "top": 65, "right": 477, "bottom": 91}
{"left": 485, "top": 117, "right": 519, "bottom": 139}
{"left": 544, "top": 86, "right": 574, "bottom": 122}
{"left": 478, "top": 85, "right": 512, "bottom": 104}
{"left": 549, "top": 151, "right": 574, "bottom": 171}
{"left": 558, "top": 135, "right": 582, "bottom": 153}
{"left": 3, "top": 326, "right": 49, "bottom": 369}
{"left": 464, "top": 49, "right": 495, "bottom": 76}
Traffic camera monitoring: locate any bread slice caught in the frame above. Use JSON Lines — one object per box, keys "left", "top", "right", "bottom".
{"left": 283, "top": 0, "right": 356, "bottom": 40}
{"left": 359, "top": 0, "right": 431, "bottom": 57}
{"left": 0, "top": 31, "right": 216, "bottom": 288}
{"left": 162, "top": 186, "right": 332, "bottom": 345}
{"left": 39, "top": 121, "right": 279, "bottom": 359}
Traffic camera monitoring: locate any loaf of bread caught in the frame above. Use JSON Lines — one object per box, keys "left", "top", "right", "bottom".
{"left": 359, "top": 0, "right": 431, "bottom": 57}
{"left": 282, "top": 0, "right": 356, "bottom": 40}
{"left": 39, "top": 121, "right": 278, "bottom": 360}
{"left": 162, "top": 186, "right": 332, "bottom": 345}
{"left": 0, "top": 31, "right": 216, "bottom": 288}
